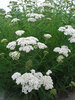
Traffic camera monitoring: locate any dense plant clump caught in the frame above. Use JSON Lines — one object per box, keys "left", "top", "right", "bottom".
{"left": 0, "top": 0, "right": 75, "bottom": 100}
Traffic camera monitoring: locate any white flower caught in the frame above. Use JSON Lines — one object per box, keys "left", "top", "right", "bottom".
{"left": 53, "top": 47, "right": 60, "bottom": 53}
{"left": 19, "top": 45, "right": 34, "bottom": 53}
{"left": 46, "top": 70, "right": 52, "bottom": 75}
{"left": 6, "top": 41, "right": 16, "bottom": 50}
{"left": 68, "top": 37, "right": 75, "bottom": 43}
{"left": 46, "top": 18, "right": 52, "bottom": 21}
{"left": 59, "top": 25, "right": 75, "bottom": 36}
{"left": 54, "top": 45, "right": 71, "bottom": 57}
{"left": 5, "top": 15, "right": 12, "bottom": 18}
{"left": 7, "top": 36, "right": 47, "bottom": 54}
{"left": 12, "top": 69, "right": 53, "bottom": 94}
{"left": 38, "top": 42, "right": 47, "bottom": 49}
{"left": 28, "top": 18, "right": 36, "bottom": 22}
{"left": 12, "top": 72, "right": 21, "bottom": 80}
{"left": 9, "top": 51, "right": 20, "bottom": 60}
{"left": 65, "top": 25, "right": 72, "bottom": 29}
{"left": 42, "top": 76, "right": 53, "bottom": 90}
{"left": 15, "top": 30, "right": 25, "bottom": 36}
{"left": 11, "top": 18, "right": 20, "bottom": 23}
{"left": 40, "top": 2, "right": 54, "bottom": 8}
{"left": 16, "top": 36, "right": 38, "bottom": 46}
{"left": 64, "top": 28, "right": 75, "bottom": 36}
{"left": 57, "top": 55, "right": 64, "bottom": 62}
{"left": 30, "top": 69, "right": 35, "bottom": 74}
{"left": 34, "top": 72, "right": 43, "bottom": 79}
{"left": 26, "top": 13, "right": 44, "bottom": 19}
{"left": 58, "top": 27, "right": 66, "bottom": 32}
{"left": 1, "top": 38, "right": 8, "bottom": 43}
{"left": 44, "top": 34, "right": 52, "bottom": 39}
{"left": 58, "top": 25, "right": 75, "bottom": 44}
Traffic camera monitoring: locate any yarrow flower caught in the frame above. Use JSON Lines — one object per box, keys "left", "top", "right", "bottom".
{"left": 15, "top": 30, "right": 25, "bottom": 36}
{"left": 57, "top": 55, "right": 64, "bottom": 62}
{"left": 46, "top": 70, "right": 52, "bottom": 75}
{"left": 46, "top": 18, "right": 52, "bottom": 21}
{"left": 1, "top": 38, "right": 8, "bottom": 43}
{"left": 26, "top": 13, "right": 45, "bottom": 22}
{"left": 11, "top": 18, "right": 20, "bottom": 23}
{"left": 9, "top": 51, "right": 20, "bottom": 60}
{"left": 26, "top": 13, "right": 45, "bottom": 19}
{"left": 6, "top": 41, "right": 16, "bottom": 50}
{"left": 37, "top": 42, "right": 47, "bottom": 49}
{"left": 6, "top": 36, "right": 47, "bottom": 54}
{"left": 5, "top": 15, "right": 12, "bottom": 18}
{"left": 58, "top": 25, "right": 75, "bottom": 43}
{"left": 53, "top": 45, "right": 71, "bottom": 57}
{"left": 12, "top": 72, "right": 21, "bottom": 80}
{"left": 12, "top": 69, "right": 53, "bottom": 94}
{"left": 44, "top": 34, "right": 52, "bottom": 39}
{"left": 6, "top": 36, "right": 47, "bottom": 60}
{"left": 28, "top": 18, "right": 36, "bottom": 22}
{"left": 19, "top": 45, "right": 34, "bottom": 53}
{"left": 39, "top": 2, "right": 54, "bottom": 8}
{"left": 58, "top": 27, "right": 66, "bottom": 32}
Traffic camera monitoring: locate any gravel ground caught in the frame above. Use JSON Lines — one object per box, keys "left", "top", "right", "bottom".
{"left": 0, "top": 90, "right": 75, "bottom": 100}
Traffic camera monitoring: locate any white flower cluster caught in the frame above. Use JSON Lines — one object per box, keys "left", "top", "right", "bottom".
{"left": 5, "top": 15, "right": 12, "bottom": 18}
{"left": 58, "top": 25, "right": 75, "bottom": 43}
{"left": 11, "top": 18, "right": 20, "bottom": 23}
{"left": 1, "top": 38, "right": 8, "bottom": 43}
{"left": 15, "top": 30, "right": 25, "bottom": 36}
{"left": 9, "top": 51, "right": 20, "bottom": 60}
{"left": 53, "top": 45, "right": 71, "bottom": 57}
{"left": 6, "top": 36, "right": 47, "bottom": 58}
{"left": 40, "top": 2, "right": 54, "bottom": 8}
{"left": 17, "top": 37, "right": 47, "bottom": 52}
{"left": 57, "top": 55, "right": 64, "bottom": 62}
{"left": 6, "top": 41, "right": 16, "bottom": 50}
{"left": 28, "top": 18, "right": 36, "bottom": 22}
{"left": 44, "top": 34, "right": 52, "bottom": 39}
{"left": 11, "top": 69, "right": 53, "bottom": 94}
{"left": 26, "top": 13, "right": 45, "bottom": 22}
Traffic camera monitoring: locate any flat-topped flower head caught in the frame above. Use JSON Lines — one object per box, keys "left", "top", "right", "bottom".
{"left": 6, "top": 36, "right": 47, "bottom": 59}
{"left": 16, "top": 36, "right": 39, "bottom": 46}
{"left": 12, "top": 72, "right": 21, "bottom": 80}
{"left": 54, "top": 45, "right": 71, "bottom": 57}
{"left": 1, "top": 38, "right": 8, "bottom": 43}
{"left": 11, "top": 18, "right": 20, "bottom": 23}
{"left": 28, "top": 18, "right": 36, "bottom": 22}
{"left": 44, "top": 34, "right": 52, "bottom": 39}
{"left": 6, "top": 41, "right": 16, "bottom": 50}
{"left": 26, "top": 13, "right": 45, "bottom": 19}
{"left": 15, "top": 30, "right": 25, "bottom": 36}
{"left": 58, "top": 25, "right": 75, "bottom": 36}
{"left": 9, "top": 51, "right": 20, "bottom": 60}
{"left": 19, "top": 45, "right": 34, "bottom": 53}
{"left": 12, "top": 69, "right": 53, "bottom": 94}
{"left": 46, "top": 70, "right": 52, "bottom": 76}
{"left": 58, "top": 25, "right": 75, "bottom": 43}
{"left": 57, "top": 55, "right": 64, "bottom": 62}
{"left": 58, "top": 27, "right": 66, "bottom": 32}
{"left": 39, "top": 2, "right": 54, "bottom": 8}
{"left": 5, "top": 15, "right": 12, "bottom": 18}
{"left": 37, "top": 42, "right": 47, "bottom": 49}
{"left": 26, "top": 13, "right": 45, "bottom": 22}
